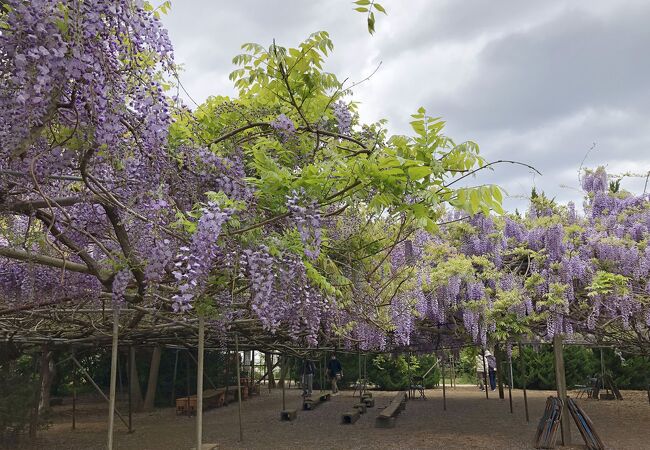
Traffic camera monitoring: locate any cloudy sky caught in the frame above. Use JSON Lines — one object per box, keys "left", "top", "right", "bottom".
{"left": 161, "top": 0, "right": 650, "bottom": 212}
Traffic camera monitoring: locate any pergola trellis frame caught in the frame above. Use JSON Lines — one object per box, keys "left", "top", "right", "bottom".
{"left": 3, "top": 293, "right": 647, "bottom": 449}
{"left": 0, "top": 295, "right": 356, "bottom": 450}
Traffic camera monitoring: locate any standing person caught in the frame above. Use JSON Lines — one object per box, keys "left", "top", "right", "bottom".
{"left": 475, "top": 351, "right": 487, "bottom": 391}
{"left": 326, "top": 353, "right": 343, "bottom": 394}
{"left": 486, "top": 351, "right": 497, "bottom": 391}
{"left": 301, "top": 358, "right": 316, "bottom": 397}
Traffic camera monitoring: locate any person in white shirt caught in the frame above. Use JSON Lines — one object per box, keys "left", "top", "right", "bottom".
{"left": 475, "top": 352, "right": 486, "bottom": 390}
{"left": 475, "top": 350, "right": 496, "bottom": 391}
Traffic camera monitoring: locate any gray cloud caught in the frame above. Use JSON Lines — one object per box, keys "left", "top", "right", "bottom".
{"left": 161, "top": 0, "right": 650, "bottom": 211}
{"left": 440, "top": 5, "right": 650, "bottom": 131}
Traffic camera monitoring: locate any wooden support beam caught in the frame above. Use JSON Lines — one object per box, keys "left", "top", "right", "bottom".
{"left": 224, "top": 350, "right": 230, "bottom": 406}
{"left": 171, "top": 349, "right": 179, "bottom": 407}
{"left": 508, "top": 356, "right": 514, "bottom": 414}
{"left": 128, "top": 347, "right": 133, "bottom": 433}
{"left": 441, "top": 355, "right": 447, "bottom": 411}
{"left": 107, "top": 307, "right": 119, "bottom": 450}
{"left": 281, "top": 356, "right": 286, "bottom": 411}
{"left": 235, "top": 333, "right": 244, "bottom": 442}
{"left": 251, "top": 350, "right": 255, "bottom": 388}
{"left": 71, "top": 348, "right": 77, "bottom": 430}
{"left": 196, "top": 316, "right": 205, "bottom": 450}
{"left": 553, "top": 334, "right": 572, "bottom": 446}
{"left": 496, "top": 345, "right": 505, "bottom": 400}
{"left": 519, "top": 342, "right": 529, "bottom": 423}
{"left": 481, "top": 348, "right": 489, "bottom": 399}
{"left": 450, "top": 355, "right": 456, "bottom": 388}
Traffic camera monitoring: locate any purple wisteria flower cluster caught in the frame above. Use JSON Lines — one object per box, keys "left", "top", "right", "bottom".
{"left": 332, "top": 102, "right": 352, "bottom": 135}
{"left": 286, "top": 190, "right": 322, "bottom": 260}
{"left": 1, "top": 0, "right": 173, "bottom": 160}
{"left": 420, "top": 167, "right": 650, "bottom": 350}
{"left": 270, "top": 114, "right": 296, "bottom": 142}
{"left": 172, "top": 204, "right": 231, "bottom": 313}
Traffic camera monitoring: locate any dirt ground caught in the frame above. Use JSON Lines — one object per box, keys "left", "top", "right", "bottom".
{"left": 12, "top": 386, "right": 650, "bottom": 449}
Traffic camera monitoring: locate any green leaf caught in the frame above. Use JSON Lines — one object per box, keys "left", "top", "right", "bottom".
{"left": 374, "top": 3, "right": 387, "bottom": 14}
{"left": 470, "top": 189, "right": 480, "bottom": 213}
{"left": 381, "top": 168, "right": 405, "bottom": 176}
{"left": 409, "top": 120, "right": 425, "bottom": 136}
{"left": 355, "top": 7, "right": 369, "bottom": 12}
{"left": 491, "top": 185, "right": 503, "bottom": 203}
{"left": 367, "top": 13, "right": 376, "bottom": 34}
{"left": 491, "top": 201, "right": 504, "bottom": 215}
{"left": 411, "top": 204, "right": 429, "bottom": 218}
{"left": 407, "top": 166, "right": 432, "bottom": 180}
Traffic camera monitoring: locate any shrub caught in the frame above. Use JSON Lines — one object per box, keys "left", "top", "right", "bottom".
{"left": 0, "top": 353, "right": 48, "bottom": 446}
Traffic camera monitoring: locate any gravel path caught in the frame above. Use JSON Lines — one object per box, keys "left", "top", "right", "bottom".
{"left": 13, "top": 386, "right": 650, "bottom": 449}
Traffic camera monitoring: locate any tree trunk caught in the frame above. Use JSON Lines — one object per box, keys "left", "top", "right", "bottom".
{"left": 38, "top": 345, "right": 55, "bottom": 414}
{"left": 129, "top": 347, "right": 144, "bottom": 411}
{"left": 29, "top": 355, "right": 40, "bottom": 438}
{"left": 553, "top": 334, "right": 572, "bottom": 445}
{"left": 278, "top": 356, "right": 287, "bottom": 388}
{"left": 143, "top": 346, "right": 162, "bottom": 411}
{"left": 265, "top": 352, "right": 276, "bottom": 388}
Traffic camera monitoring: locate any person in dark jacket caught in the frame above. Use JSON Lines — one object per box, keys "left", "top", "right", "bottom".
{"left": 301, "top": 358, "right": 316, "bottom": 397}
{"left": 326, "top": 353, "right": 343, "bottom": 394}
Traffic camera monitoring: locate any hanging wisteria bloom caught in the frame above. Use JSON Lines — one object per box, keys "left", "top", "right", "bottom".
{"left": 172, "top": 204, "right": 232, "bottom": 313}
{"left": 270, "top": 114, "right": 296, "bottom": 142}
{"left": 582, "top": 167, "right": 608, "bottom": 193}
{"left": 286, "top": 190, "right": 322, "bottom": 260}
{"left": 332, "top": 101, "right": 352, "bottom": 135}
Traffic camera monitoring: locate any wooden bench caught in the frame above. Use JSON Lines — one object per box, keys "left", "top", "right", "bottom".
{"left": 190, "top": 444, "right": 218, "bottom": 450}
{"left": 341, "top": 410, "right": 360, "bottom": 424}
{"left": 280, "top": 409, "right": 298, "bottom": 421}
{"left": 375, "top": 391, "right": 407, "bottom": 428}
{"left": 203, "top": 389, "right": 226, "bottom": 408}
{"left": 303, "top": 391, "right": 332, "bottom": 410}
{"left": 249, "top": 383, "right": 260, "bottom": 396}
{"left": 353, "top": 403, "right": 367, "bottom": 414}
{"left": 176, "top": 389, "right": 227, "bottom": 415}
{"left": 226, "top": 385, "right": 249, "bottom": 402}
{"left": 315, "top": 392, "right": 331, "bottom": 401}
{"left": 176, "top": 395, "right": 197, "bottom": 415}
